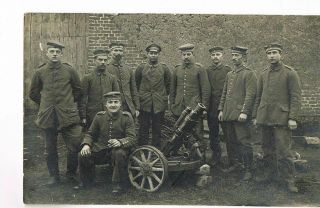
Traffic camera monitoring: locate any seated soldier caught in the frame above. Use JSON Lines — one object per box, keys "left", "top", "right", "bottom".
{"left": 74, "top": 91, "right": 136, "bottom": 193}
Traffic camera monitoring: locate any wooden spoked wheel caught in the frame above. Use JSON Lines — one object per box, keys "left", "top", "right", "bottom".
{"left": 128, "top": 145, "right": 168, "bottom": 192}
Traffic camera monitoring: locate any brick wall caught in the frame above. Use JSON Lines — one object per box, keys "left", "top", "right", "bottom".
{"left": 86, "top": 14, "right": 320, "bottom": 123}
{"left": 87, "top": 14, "right": 145, "bottom": 73}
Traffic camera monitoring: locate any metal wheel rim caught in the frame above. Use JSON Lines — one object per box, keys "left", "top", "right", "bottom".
{"left": 128, "top": 145, "right": 168, "bottom": 192}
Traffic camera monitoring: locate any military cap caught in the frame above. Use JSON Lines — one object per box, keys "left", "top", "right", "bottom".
{"left": 109, "top": 42, "right": 125, "bottom": 49}
{"left": 231, "top": 46, "right": 248, "bottom": 55}
{"left": 209, "top": 46, "right": 224, "bottom": 53}
{"left": 47, "top": 40, "right": 65, "bottom": 49}
{"left": 179, "top": 43, "right": 195, "bottom": 52}
{"left": 264, "top": 42, "right": 283, "bottom": 53}
{"left": 103, "top": 91, "right": 121, "bottom": 101}
{"left": 93, "top": 48, "right": 110, "bottom": 56}
{"left": 146, "top": 43, "right": 161, "bottom": 52}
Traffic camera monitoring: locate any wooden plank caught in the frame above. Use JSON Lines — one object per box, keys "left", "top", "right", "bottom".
{"left": 68, "top": 13, "right": 76, "bottom": 37}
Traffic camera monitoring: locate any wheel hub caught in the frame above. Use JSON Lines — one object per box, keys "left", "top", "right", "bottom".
{"left": 141, "top": 162, "right": 152, "bottom": 176}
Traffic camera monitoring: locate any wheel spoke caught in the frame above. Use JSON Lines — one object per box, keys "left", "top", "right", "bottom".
{"left": 150, "top": 157, "right": 160, "bottom": 166}
{"left": 129, "top": 166, "right": 142, "bottom": 171}
{"left": 147, "top": 176, "right": 154, "bottom": 190}
{"left": 141, "top": 176, "right": 146, "bottom": 189}
{"left": 147, "top": 151, "right": 152, "bottom": 162}
{"left": 151, "top": 172, "right": 161, "bottom": 183}
{"left": 151, "top": 167, "right": 164, "bottom": 172}
{"left": 132, "top": 156, "right": 143, "bottom": 165}
{"left": 140, "top": 150, "right": 147, "bottom": 162}
{"left": 132, "top": 172, "right": 143, "bottom": 181}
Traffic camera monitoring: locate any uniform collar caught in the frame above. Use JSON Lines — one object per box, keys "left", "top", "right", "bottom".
{"left": 270, "top": 62, "right": 283, "bottom": 71}
{"left": 210, "top": 62, "right": 222, "bottom": 70}
{"left": 182, "top": 62, "right": 194, "bottom": 69}
{"left": 106, "top": 110, "right": 122, "bottom": 120}
{"left": 110, "top": 59, "right": 123, "bottom": 67}
{"left": 148, "top": 61, "right": 159, "bottom": 68}
{"left": 94, "top": 67, "right": 107, "bottom": 76}
{"left": 48, "top": 61, "right": 62, "bottom": 69}
{"left": 233, "top": 64, "right": 244, "bottom": 73}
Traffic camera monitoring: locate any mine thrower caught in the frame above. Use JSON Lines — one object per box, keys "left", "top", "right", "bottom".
{"left": 162, "top": 103, "right": 206, "bottom": 158}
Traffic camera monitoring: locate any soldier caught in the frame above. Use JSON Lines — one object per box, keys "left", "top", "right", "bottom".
{"left": 107, "top": 42, "right": 140, "bottom": 118}
{"left": 169, "top": 43, "right": 210, "bottom": 146}
{"left": 79, "top": 48, "right": 119, "bottom": 128}
{"left": 253, "top": 43, "right": 301, "bottom": 193}
{"left": 206, "top": 46, "right": 231, "bottom": 168}
{"left": 218, "top": 46, "right": 257, "bottom": 180}
{"left": 29, "top": 40, "right": 83, "bottom": 185}
{"left": 75, "top": 92, "right": 136, "bottom": 193}
{"left": 135, "top": 43, "right": 171, "bottom": 148}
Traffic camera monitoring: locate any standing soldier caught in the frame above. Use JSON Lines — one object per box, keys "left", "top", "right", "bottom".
{"left": 218, "top": 46, "right": 257, "bottom": 180}
{"left": 206, "top": 46, "right": 231, "bottom": 168}
{"left": 253, "top": 43, "right": 301, "bottom": 193}
{"left": 29, "top": 41, "right": 83, "bottom": 185}
{"left": 79, "top": 48, "right": 119, "bottom": 128}
{"left": 75, "top": 92, "right": 136, "bottom": 193}
{"left": 135, "top": 43, "right": 171, "bottom": 148}
{"left": 169, "top": 43, "right": 210, "bottom": 145}
{"left": 107, "top": 42, "right": 140, "bottom": 118}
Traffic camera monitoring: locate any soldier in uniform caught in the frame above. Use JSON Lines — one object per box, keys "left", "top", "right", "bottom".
{"left": 79, "top": 48, "right": 119, "bottom": 128}
{"left": 169, "top": 43, "right": 210, "bottom": 146}
{"left": 75, "top": 92, "right": 136, "bottom": 193}
{"left": 135, "top": 43, "right": 171, "bottom": 148}
{"left": 206, "top": 46, "right": 231, "bottom": 168}
{"left": 253, "top": 43, "right": 301, "bottom": 193}
{"left": 107, "top": 42, "right": 140, "bottom": 118}
{"left": 218, "top": 46, "right": 257, "bottom": 180}
{"left": 29, "top": 41, "right": 83, "bottom": 185}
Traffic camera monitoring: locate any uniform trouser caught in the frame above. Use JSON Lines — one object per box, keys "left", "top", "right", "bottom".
{"left": 221, "top": 121, "right": 253, "bottom": 169}
{"left": 207, "top": 112, "right": 222, "bottom": 162}
{"left": 43, "top": 124, "right": 82, "bottom": 177}
{"left": 138, "top": 110, "right": 164, "bottom": 148}
{"left": 173, "top": 114, "right": 204, "bottom": 146}
{"left": 260, "top": 125, "right": 295, "bottom": 183}
{"left": 79, "top": 148, "right": 128, "bottom": 186}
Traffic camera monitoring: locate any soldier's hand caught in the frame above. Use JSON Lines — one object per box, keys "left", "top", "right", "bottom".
{"left": 218, "top": 111, "right": 223, "bottom": 121}
{"left": 135, "top": 110, "right": 140, "bottom": 118}
{"left": 252, "top": 118, "right": 257, "bottom": 126}
{"left": 108, "top": 139, "right": 122, "bottom": 148}
{"left": 288, "top": 119, "right": 297, "bottom": 130}
{"left": 82, "top": 118, "right": 87, "bottom": 125}
{"left": 238, "top": 113, "right": 248, "bottom": 122}
{"left": 80, "top": 144, "right": 91, "bottom": 157}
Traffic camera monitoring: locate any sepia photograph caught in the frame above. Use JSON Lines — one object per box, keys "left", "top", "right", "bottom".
{"left": 21, "top": 11, "right": 320, "bottom": 206}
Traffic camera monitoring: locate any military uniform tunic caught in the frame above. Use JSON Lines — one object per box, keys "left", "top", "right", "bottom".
{"left": 107, "top": 60, "right": 140, "bottom": 116}
{"left": 29, "top": 61, "right": 83, "bottom": 177}
{"left": 169, "top": 62, "right": 210, "bottom": 143}
{"left": 169, "top": 62, "right": 210, "bottom": 116}
{"left": 79, "top": 68, "right": 119, "bottom": 126}
{"left": 135, "top": 62, "right": 171, "bottom": 147}
{"left": 79, "top": 110, "right": 136, "bottom": 185}
{"left": 206, "top": 63, "right": 231, "bottom": 162}
{"left": 253, "top": 62, "right": 301, "bottom": 183}
{"left": 218, "top": 64, "right": 257, "bottom": 167}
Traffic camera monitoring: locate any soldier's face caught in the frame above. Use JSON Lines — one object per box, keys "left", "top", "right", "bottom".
{"left": 105, "top": 99, "right": 122, "bottom": 113}
{"left": 231, "top": 52, "right": 243, "bottom": 66}
{"left": 95, "top": 55, "right": 108, "bottom": 69}
{"left": 111, "top": 47, "right": 124, "bottom": 60}
{"left": 181, "top": 51, "right": 194, "bottom": 64}
{"left": 46, "top": 48, "right": 62, "bottom": 62}
{"left": 267, "top": 49, "right": 282, "bottom": 64}
{"left": 210, "top": 52, "right": 223, "bottom": 64}
{"left": 147, "top": 51, "right": 159, "bottom": 63}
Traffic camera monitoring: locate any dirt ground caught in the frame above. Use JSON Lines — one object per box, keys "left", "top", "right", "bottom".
{"left": 23, "top": 113, "right": 320, "bottom": 206}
